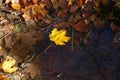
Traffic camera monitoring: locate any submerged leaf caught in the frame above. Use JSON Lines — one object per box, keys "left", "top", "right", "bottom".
{"left": 49, "top": 28, "right": 70, "bottom": 45}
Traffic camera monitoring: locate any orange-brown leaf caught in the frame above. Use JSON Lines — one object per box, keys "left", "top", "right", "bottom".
{"left": 58, "top": 0, "right": 68, "bottom": 9}
{"left": 22, "top": 6, "right": 31, "bottom": 21}
{"left": 73, "top": 21, "right": 88, "bottom": 32}
{"left": 110, "top": 23, "right": 120, "bottom": 31}
{"left": 54, "top": 22, "right": 71, "bottom": 29}
{"left": 32, "top": 0, "right": 38, "bottom": 4}
{"left": 77, "top": 0, "right": 85, "bottom": 7}
{"left": 20, "top": 0, "right": 31, "bottom": 6}
{"left": 0, "top": 74, "right": 8, "bottom": 80}
{"left": 41, "top": 0, "right": 52, "bottom": 8}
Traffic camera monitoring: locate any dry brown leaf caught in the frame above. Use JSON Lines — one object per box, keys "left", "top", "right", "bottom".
{"left": 94, "top": 17, "right": 104, "bottom": 28}
{"left": 32, "top": 0, "right": 38, "bottom": 4}
{"left": 40, "top": 10, "right": 48, "bottom": 17}
{"left": 93, "top": 0, "right": 100, "bottom": 12}
{"left": 20, "top": 0, "right": 31, "bottom": 6}
{"left": 54, "top": 22, "right": 71, "bottom": 29}
{"left": 22, "top": 3, "right": 48, "bottom": 21}
{"left": 22, "top": 6, "right": 32, "bottom": 21}
{"left": 73, "top": 21, "right": 88, "bottom": 32}
{"left": 57, "top": 9, "right": 68, "bottom": 18}
{"left": 58, "top": 0, "right": 68, "bottom": 9}
{"left": 32, "top": 4, "right": 48, "bottom": 16}
{"left": 101, "top": 0, "right": 110, "bottom": 5}
{"left": 77, "top": 0, "right": 85, "bottom": 7}
{"left": 41, "top": 0, "right": 52, "bottom": 8}
{"left": 67, "top": 0, "right": 73, "bottom": 6}
{"left": 0, "top": 74, "right": 8, "bottom": 80}
{"left": 51, "top": 0, "right": 59, "bottom": 9}
{"left": 70, "top": 5, "right": 78, "bottom": 13}
{"left": 82, "top": 12, "right": 91, "bottom": 18}
{"left": 110, "top": 23, "right": 120, "bottom": 31}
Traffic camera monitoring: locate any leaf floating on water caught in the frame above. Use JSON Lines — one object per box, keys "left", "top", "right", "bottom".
{"left": 49, "top": 28, "right": 70, "bottom": 45}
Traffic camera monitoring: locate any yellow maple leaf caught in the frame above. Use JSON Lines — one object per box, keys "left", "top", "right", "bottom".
{"left": 49, "top": 28, "right": 70, "bottom": 45}
{"left": 0, "top": 56, "right": 18, "bottom": 73}
{"left": 11, "top": 3, "right": 21, "bottom": 10}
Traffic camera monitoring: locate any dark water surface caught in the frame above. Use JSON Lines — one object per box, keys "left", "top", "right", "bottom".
{"left": 39, "top": 27, "right": 120, "bottom": 80}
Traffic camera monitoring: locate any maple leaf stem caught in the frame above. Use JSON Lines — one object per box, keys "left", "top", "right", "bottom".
{"left": 28, "top": 42, "right": 54, "bottom": 62}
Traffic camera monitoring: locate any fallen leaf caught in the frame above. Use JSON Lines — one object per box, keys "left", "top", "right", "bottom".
{"left": 54, "top": 22, "right": 71, "bottom": 29}
{"left": 77, "top": 0, "right": 85, "bottom": 7}
{"left": 32, "top": 0, "right": 38, "bottom": 4}
{"left": 20, "top": 0, "right": 31, "bottom": 6}
{"left": 51, "top": 0, "right": 59, "bottom": 9}
{"left": 0, "top": 56, "right": 18, "bottom": 73}
{"left": 67, "top": 0, "right": 73, "bottom": 6}
{"left": 41, "top": 0, "right": 52, "bottom": 8}
{"left": 70, "top": 4, "right": 78, "bottom": 13}
{"left": 49, "top": 28, "right": 70, "bottom": 45}
{"left": 32, "top": 4, "right": 48, "bottom": 17}
{"left": 22, "top": 6, "right": 31, "bottom": 21}
{"left": 58, "top": 0, "right": 68, "bottom": 9}
{"left": 0, "top": 74, "right": 8, "bottom": 80}
{"left": 94, "top": 17, "right": 104, "bottom": 28}
{"left": 93, "top": 0, "right": 100, "bottom": 12}
{"left": 110, "top": 23, "right": 120, "bottom": 31}
{"left": 73, "top": 21, "right": 88, "bottom": 32}
{"left": 101, "top": 0, "right": 110, "bottom": 5}
{"left": 11, "top": 3, "right": 21, "bottom": 10}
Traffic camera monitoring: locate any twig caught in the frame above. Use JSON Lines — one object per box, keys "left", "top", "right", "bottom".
{"left": 28, "top": 42, "right": 54, "bottom": 62}
{"left": 0, "top": 30, "right": 11, "bottom": 40}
